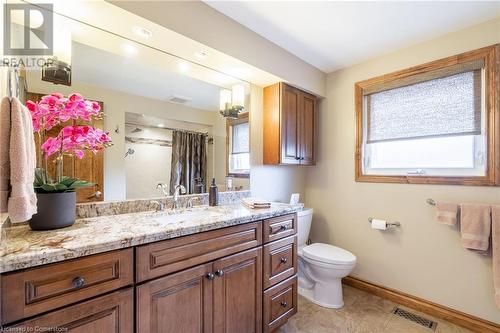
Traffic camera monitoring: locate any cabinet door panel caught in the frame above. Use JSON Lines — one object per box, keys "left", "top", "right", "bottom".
{"left": 213, "top": 247, "right": 262, "bottom": 333}
{"left": 281, "top": 85, "right": 300, "bottom": 165}
{"left": 300, "top": 93, "right": 316, "bottom": 165}
{"left": 9, "top": 288, "right": 133, "bottom": 333}
{"left": 137, "top": 263, "right": 213, "bottom": 333}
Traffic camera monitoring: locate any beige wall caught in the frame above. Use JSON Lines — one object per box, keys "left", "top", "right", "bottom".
{"left": 306, "top": 17, "right": 500, "bottom": 323}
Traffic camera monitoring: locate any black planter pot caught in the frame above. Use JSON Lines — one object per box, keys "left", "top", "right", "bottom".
{"left": 29, "top": 192, "right": 76, "bottom": 230}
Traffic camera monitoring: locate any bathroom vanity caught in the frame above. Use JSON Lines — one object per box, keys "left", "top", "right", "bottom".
{"left": 0, "top": 203, "right": 300, "bottom": 333}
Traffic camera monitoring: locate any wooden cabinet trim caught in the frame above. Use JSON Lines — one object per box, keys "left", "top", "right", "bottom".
{"left": 263, "top": 213, "right": 297, "bottom": 243}
{"left": 9, "top": 288, "right": 133, "bottom": 333}
{"left": 263, "top": 235, "right": 297, "bottom": 289}
{"left": 1, "top": 248, "right": 133, "bottom": 325}
{"left": 263, "top": 275, "right": 298, "bottom": 333}
{"left": 137, "top": 222, "right": 263, "bottom": 282}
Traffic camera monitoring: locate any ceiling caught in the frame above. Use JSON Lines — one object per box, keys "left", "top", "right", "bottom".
{"left": 72, "top": 42, "right": 221, "bottom": 111}
{"left": 205, "top": 1, "right": 500, "bottom": 73}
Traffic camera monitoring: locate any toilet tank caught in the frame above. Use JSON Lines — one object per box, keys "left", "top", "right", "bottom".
{"left": 297, "top": 208, "right": 313, "bottom": 247}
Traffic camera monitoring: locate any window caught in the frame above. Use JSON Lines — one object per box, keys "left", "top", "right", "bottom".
{"left": 355, "top": 45, "right": 499, "bottom": 186}
{"left": 227, "top": 113, "right": 250, "bottom": 177}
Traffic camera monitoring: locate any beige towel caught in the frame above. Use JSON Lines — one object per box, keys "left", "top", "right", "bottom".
{"left": 492, "top": 206, "right": 500, "bottom": 308}
{"left": 460, "top": 204, "right": 491, "bottom": 251}
{"left": 436, "top": 201, "right": 458, "bottom": 225}
{"left": 7, "top": 97, "right": 37, "bottom": 223}
{"left": 0, "top": 97, "right": 11, "bottom": 212}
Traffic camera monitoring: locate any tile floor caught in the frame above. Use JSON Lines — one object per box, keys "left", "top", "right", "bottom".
{"left": 277, "top": 285, "right": 473, "bottom": 333}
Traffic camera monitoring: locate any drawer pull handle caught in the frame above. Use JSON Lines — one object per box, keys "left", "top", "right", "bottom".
{"left": 280, "top": 225, "right": 288, "bottom": 231}
{"left": 215, "top": 270, "right": 224, "bottom": 277}
{"left": 280, "top": 301, "right": 288, "bottom": 308}
{"left": 280, "top": 257, "right": 288, "bottom": 264}
{"left": 206, "top": 272, "right": 215, "bottom": 280}
{"left": 72, "top": 276, "right": 85, "bottom": 289}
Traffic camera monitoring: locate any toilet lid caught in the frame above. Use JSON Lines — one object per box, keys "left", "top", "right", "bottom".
{"left": 302, "top": 243, "right": 356, "bottom": 265}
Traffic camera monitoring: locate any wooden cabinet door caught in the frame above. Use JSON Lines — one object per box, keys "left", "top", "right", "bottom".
{"left": 299, "top": 92, "right": 316, "bottom": 165}
{"left": 27, "top": 92, "right": 104, "bottom": 203}
{"left": 213, "top": 247, "right": 262, "bottom": 333}
{"left": 9, "top": 288, "right": 133, "bottom": 333}
{"left": 136, "top": 263, "right": 214, "bottom": 333}
{"left": 280, "top": 84, "right": 301, "bottom": 165}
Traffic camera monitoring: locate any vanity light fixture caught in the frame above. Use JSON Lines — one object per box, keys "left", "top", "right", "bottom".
{"left": 132, "top": 26, "right": 153, "bottom": 39}
{"left": 219, "top": 84, "right": 245, "bottom": 118}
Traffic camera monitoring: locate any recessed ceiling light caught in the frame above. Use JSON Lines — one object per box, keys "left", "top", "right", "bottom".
{"left": 121, "top": 43, "right": 138, "bottom": 56}
{"left": 178, "top": 61, "right": 190, "bottom": 72}
{"left": 157, "top": 123, "right": 165, "bottom": 128}
{"left": 195, "top": 51, "right": 208, "bottom": 59}
{"left": 132, "top": 26, "right": 152, "bottom": 39}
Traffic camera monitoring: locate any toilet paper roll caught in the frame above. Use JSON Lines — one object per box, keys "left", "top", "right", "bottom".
{"left": 371, "top": 219, "right": 387, "bottom": 230}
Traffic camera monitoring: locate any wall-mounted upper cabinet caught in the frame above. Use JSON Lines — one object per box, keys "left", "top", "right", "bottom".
{"left": 264, "top": 83, "right": 316, "bottom": 166}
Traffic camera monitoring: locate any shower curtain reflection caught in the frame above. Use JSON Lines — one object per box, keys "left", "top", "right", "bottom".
{"left": 169, "top": 131, "right": 207, "bottom": 194}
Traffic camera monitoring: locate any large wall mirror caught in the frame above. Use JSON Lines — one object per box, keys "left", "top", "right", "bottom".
{"left": 15, "top": 3, "right": 251, "bottom": 203}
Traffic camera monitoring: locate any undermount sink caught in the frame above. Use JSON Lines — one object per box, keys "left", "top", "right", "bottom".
{"left": 141, "top": 205, "right": 230, "bottom": 224}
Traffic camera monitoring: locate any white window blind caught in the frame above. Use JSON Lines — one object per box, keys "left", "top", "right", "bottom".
{"left": 365, "top": 61, "right": 483, "bottom": 144}
{"left": 231, "top": 122, "right": 249, "bottom": 154}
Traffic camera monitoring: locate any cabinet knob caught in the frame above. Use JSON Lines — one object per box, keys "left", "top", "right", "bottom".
{"left": 280, "top": 225, "right": 288, "bottom": 231}
{"left": 215, "top": 270, "right": 224, "bottom": 277}
{"left": 280, "top": 257, "right": 288, "bottom": 264}
{"left": 72, "top": 276, "right": 85, "bottom": 289}
{"left": 280, "top": 301, "right": 288, "bottom": 308}
{"left": 206, "top": 272, "right": 215, "bottom": 280}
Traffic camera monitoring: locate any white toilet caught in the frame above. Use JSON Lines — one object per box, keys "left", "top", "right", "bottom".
{"left": 297, "top": 208, "right": 356, "bottom": 309}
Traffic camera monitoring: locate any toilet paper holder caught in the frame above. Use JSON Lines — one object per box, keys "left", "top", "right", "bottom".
{"left": 368, "top": 218, "right": 401, "bottom": 228}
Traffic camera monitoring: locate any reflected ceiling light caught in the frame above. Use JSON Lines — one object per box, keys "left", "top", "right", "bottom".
{"left": 195, "top": 51, "right": 208, "bottom": 59}
{"left": 157, "top": 124, "right": 165, "bottom": 128}
{"left": 178, "top": 61, "right": 190, "bottom": 72}
{"left": 122, "top": 43, "right": 138, "bottom": 56}
{"left": 132, "top": 26, "right": 153, "bottom": 39}
{"left": 219, "top": 84, "right": 245, "bottom": 119}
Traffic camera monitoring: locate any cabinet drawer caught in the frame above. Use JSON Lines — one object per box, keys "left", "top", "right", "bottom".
{"left": 263, "top": 235, "right": 297, "bottom": 289}
{"left": 263, "top": 214, "right": 296, "bottom": 243}
{"left": 263, "top": 276, "right": 298, "bottom": 333}
{"left": 136, "top": 222, "right": 262, "bottom": 282}
{"left": 8, "top": 288, "right": 133, "bottom": 333}
{"left": 1, "top": 248, "right": 133, "bottom": 325}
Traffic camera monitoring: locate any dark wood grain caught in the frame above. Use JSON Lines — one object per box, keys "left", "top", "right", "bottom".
{"left": 263, "top": 213, "right": 297, "bottom": 243}
{"left": 263, "top": 275, "right": 298, "bottom": 333}
{"left": 1, "top": 248, "right": 133, "bottom": 324}
{"left": 263, "top": 235, "right": 297, "bottom": 289}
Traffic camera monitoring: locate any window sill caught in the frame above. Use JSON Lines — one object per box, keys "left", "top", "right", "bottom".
{"left": 355, "top": 173, "right": 499, "bottom": 186}
{"left": 228, "top": 173, "right": 250, "bottom": 179}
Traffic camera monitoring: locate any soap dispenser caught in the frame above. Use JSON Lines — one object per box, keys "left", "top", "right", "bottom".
{"left": 209, "top": 178, "right": 218, "bottom": 206}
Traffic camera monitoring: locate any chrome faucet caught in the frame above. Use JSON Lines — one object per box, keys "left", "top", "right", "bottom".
{"left": 173, "top": 184, "right": 187, "bottom": 209}
{"left": 156, "top": 182, "right": 168, "bottom": 196}
{"left": 150, "top": 200, "right": 165, "bottom": 212}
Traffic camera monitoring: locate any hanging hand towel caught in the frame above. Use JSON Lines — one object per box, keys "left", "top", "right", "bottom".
{"left": 0, "top": 97, "right": 11, "bottom": 212}
{"left": 436, "top": 201, "right": 458, "bottom": 225}
{"left": 7, "top": 97, "right": 37, "bottom": 223}
{"left": 460, "top": 204, "right": 491, "bottom": 251}
{"left": 492, "top": 206, "right": 500, "bottom": 308}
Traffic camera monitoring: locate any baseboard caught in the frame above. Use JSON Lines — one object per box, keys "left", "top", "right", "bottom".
{"left": 342, "top": 276, "right": 500, "bottom": 333}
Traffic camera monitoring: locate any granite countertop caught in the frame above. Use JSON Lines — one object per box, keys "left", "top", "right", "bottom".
{"left": 0, "top": 203, "right": 302, "bottom": 273}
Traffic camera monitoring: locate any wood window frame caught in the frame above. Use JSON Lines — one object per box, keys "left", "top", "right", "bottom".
{"left": 226, "top": 112, "right": 250, "bottom": 178}
{"left": 355, "top": 44, "right": 500, "bottom": 186}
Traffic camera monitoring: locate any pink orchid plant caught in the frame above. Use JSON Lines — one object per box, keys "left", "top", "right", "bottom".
{"left": 27, "top": 93, "right": 112, "bottom": 192}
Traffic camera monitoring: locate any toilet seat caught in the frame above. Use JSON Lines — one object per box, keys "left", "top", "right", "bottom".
{"left": 302, "top": 243, "right": 356, "bottom": 266}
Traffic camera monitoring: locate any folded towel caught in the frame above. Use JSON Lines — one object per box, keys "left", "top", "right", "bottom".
{"left": 460, "top": 204, "right": 491, "bottom": 251}
{"left": 492, "top": 206, "right": 500, "bottom": 308}
{"left": 0, "top": 97, "right": 11, "bottom": 212}
{"left": 7, "top": 97, "right": 37, "bottom": 223}
{"left": 242, "top": 197, "right": 271, "bottom": 209}
{"left": 436, "top": 201, "right": 458, "bottom": 225}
